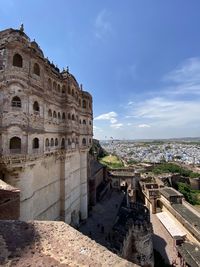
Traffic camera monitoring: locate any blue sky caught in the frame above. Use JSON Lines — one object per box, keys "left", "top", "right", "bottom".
{"left": 1, "top": 1, "right": 200, "bottom": 140}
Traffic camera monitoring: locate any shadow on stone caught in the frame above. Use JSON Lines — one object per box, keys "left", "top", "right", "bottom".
{"left": 153, "top": 233, "right": 170, "bottom": 265}
{"left": 0, "top": 220, "right": 36, "bottom": 265}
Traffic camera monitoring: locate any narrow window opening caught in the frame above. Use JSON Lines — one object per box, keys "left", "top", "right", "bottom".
{"left": 11, "top": 96, "right": 21, "bottom": 108}
{"left": 33, "top": 63, "right": 40, "bottom": 76}
{"left": 13, "top": 54, "right": 23, "bottom": 67}
{"left": 32, "top": 138, "right": 39, "bottom": 149}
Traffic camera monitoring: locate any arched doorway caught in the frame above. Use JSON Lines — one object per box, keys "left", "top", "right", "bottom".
{"left": 10, "top": 137, "right": 21, "bottom": 154}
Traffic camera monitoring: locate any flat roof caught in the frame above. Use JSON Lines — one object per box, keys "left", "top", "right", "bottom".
{"left": 177, "top": 242, "right": 200, "bottom": 267}
{"left": 109, "top": 171, "right": 134, "bottom": 177}
{"left": 156, "top": 212, "right": 187, "bottom": 238}
{"left": 160, "top": 187, "right": 183, "bottom": 198}
{"left": 172, "top": 204, "right": 200, "bottom": 232}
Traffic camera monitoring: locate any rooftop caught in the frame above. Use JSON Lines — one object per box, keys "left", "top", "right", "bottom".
{"left": 176, "top": 242, "right": 200, "bottom": 267}
{"left": 156, "top": 212, "right": 186, "bottom": 238}
{"left": 172, "top": 204, "right": 200, "bottom": 233}
{"left": 109, "top": 170, "right": 134, "bottom": 177}
{"left": 160, "top": 187, "right": 183, "bottom": 198}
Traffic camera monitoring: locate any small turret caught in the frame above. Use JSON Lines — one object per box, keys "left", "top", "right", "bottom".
{"left": 19, "top": 23, "right": 24, "bottom": 32}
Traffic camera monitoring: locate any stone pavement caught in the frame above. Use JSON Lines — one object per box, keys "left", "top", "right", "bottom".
{"left": 79, "top": 190, "right": 125, "bottom": 248}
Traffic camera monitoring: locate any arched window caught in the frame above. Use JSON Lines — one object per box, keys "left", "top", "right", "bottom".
{"left": 72, "top": 114, "right": 75, "bottom": 121}
{"left": 82, "top": 138, "right": 86, "bottom": 146}
{"left": 82, "top": 99, "right": 86, "bottom": 108}
{"left": 48, "top": 109, "right": 52, "bottom": 117}
{"left": 89, "top": 138, "right": 92, "bottom": 144}
{"left": 61, "top": 138, "right": 65, "bottom": 148}
{"left": 72, "top": 89, "right": 74, "bottom": 96}
{"left": 33, "top": 101, "right": 39, "bottom": 112}
{"left": 13, "top": 53, "right": 23, "bottom": 67}
{"left": 48, "top": 78, "right": 52, "bottom": 90}
{"left": 68, "top": 113, "right": 71, "bottom": 120}
{"left": 10, "top": 137, "right": 21, "bottom": 153}
{"left": 75, "top": 92, "right": 78, "bottom": 99}
{"left": 58, "top": 112, "right": 61, "bottom": 120}
{"left": 89, "top": 121, "right": 92, "bottom": 125}
{"left": 50, "top": 138, "right": 54, "bottom": 147}
{"left": 76, "top": 115, "right": 78, "bottom": 121}
{"left": 33, "top": 63, "right": 40, "bottom": 76}
{"left": 79, "top": 119, "right": 81, "bottom": 124}
{"left": 53, "top": 81, "right": 57, "bottom": 91}
{"left": 11, "top": 96, "right": 21, "bottom": 107}
{"left": 68, "top": 86, "right": 71, "bottom": 95}
{"left": 57, "top": 84, "right": 60, "bottom": 93}
{"left": 62, "top": 112, "right": 66, "bottom": 120}
{"left": 45, "top": 138, "right": 49, "bottom": 147}
{"left": 68, "top": 138, "right": 71, "bottom": 145}
{"left": 55, "top": 138, "right": 58, "bottom": 146}
{"left": 83, "top": 120, "right": 86, "bottom": 125}
{"left": 53, "top": 111, "right": 57, "bottom": 118}
{"left": 62, "top": 85, "right": 66, "bottom": 94}
{"left": 32, "top": 137, "right": 39, "bottom": 149}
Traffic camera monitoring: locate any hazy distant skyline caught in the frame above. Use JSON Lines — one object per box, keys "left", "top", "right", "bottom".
{"left": 2, "top": 1, "right": 200, "bottom": 140}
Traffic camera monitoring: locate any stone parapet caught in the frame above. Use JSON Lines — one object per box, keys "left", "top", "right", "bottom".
{"left": 0, "top": 220, "right": 138, "bottom": 266}
{"left": 0, "top": 179, "right": 20, "bottom": 219}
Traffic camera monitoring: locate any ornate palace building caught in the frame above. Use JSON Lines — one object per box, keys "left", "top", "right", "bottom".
{"left": 0, "top": 26, "right": 93, "bottom": 224}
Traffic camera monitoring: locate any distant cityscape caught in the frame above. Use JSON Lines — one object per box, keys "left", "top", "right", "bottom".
{"left": 101, "top": 139, "right": 200, "bottom": 165}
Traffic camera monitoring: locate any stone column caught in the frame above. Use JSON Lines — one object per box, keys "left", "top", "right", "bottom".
{"left": 80, "top": 150, "right": 88, "bottom": 220}
{"left": 151, "top": 198, "right": 157, "bottom": 214}
{"left": 59, "top": 155, "right": 66, "bottom": 221}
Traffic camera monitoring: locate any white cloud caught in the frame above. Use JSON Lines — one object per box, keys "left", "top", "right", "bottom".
{"left": 164, "top": 57, "right": 200, "bottom": 95}
{"left": 94, "top": 111, "right": 118, "bottom": 124}
{"left": 93, "top": 126, "right": 103, "bottom": 132}
{"left": 95, "top": 57, "right": 200, "bottom": 140}
{"left": 94, "top": 9, "right": 112, "bottom": 40}
{"left": 131, "top": 97, "right": 200, "bottom": 127}
{"left": 110, "top": 123, "right": 123, "bottom": 129}
{"left": 137, "top": 124, "right": 151, "bottom": 128}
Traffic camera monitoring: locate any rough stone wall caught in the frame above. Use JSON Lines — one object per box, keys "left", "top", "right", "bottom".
{"left": 122, "top": 222, "right": 154, "bottom": 267}
{"left": 89, "top": 168, "right": 104, "bottom": 206}
{"left": 0, "top": 179, "right": 20, "bottom": 219}
{"left": 0, "top": 28, "right": 93, "bottom": 224}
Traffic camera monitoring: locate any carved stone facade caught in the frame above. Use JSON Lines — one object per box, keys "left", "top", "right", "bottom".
{"left": 0, "top": 28, "right": 93, "bottom": 224}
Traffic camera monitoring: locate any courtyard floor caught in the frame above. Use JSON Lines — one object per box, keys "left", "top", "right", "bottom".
{"left": 79, "top": 190, "right": 181, "bottom": 266}
{"left": 79, "top": 189, "right": 124, "bottom": 248}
